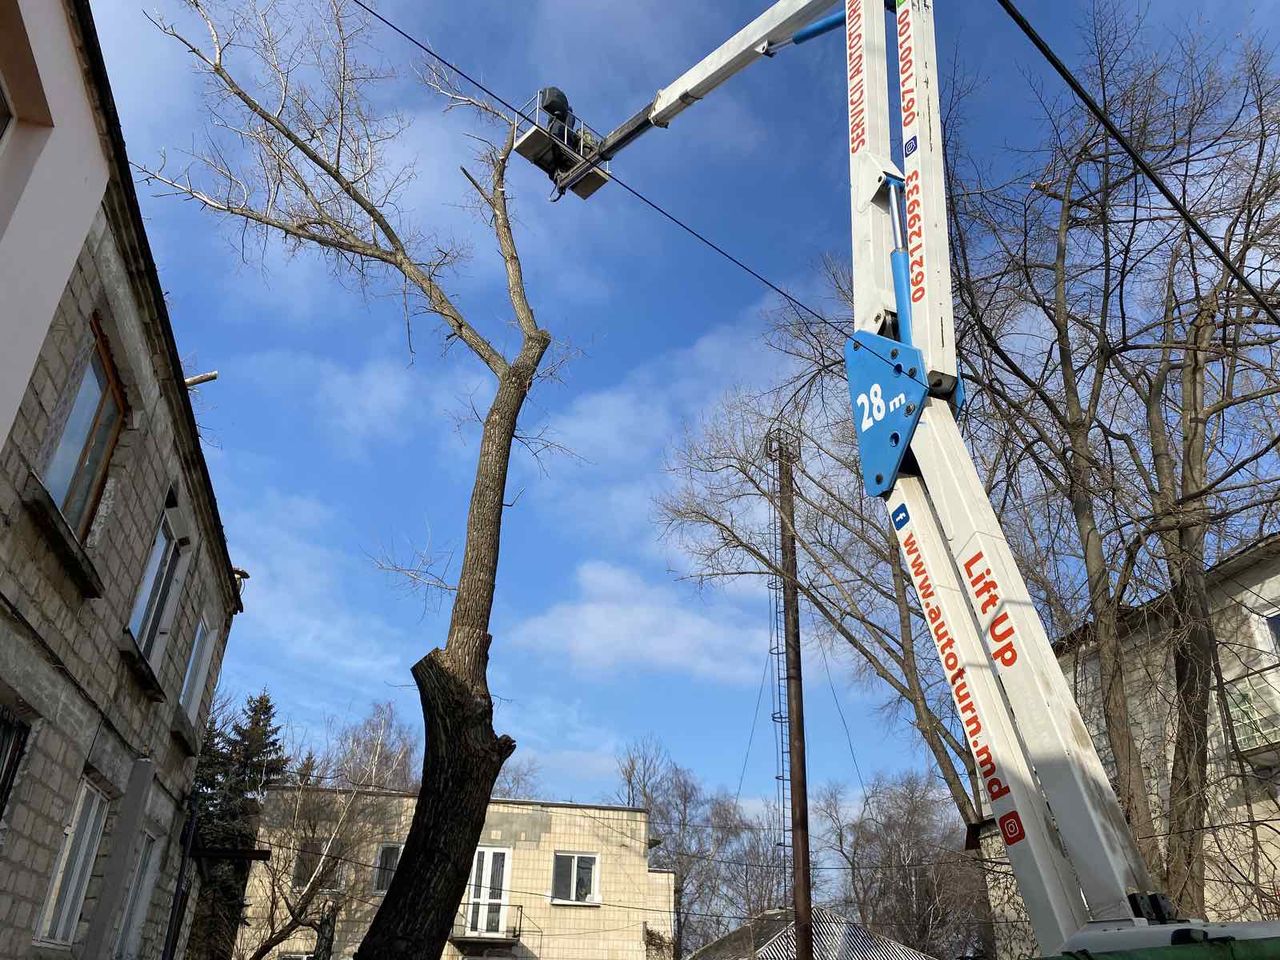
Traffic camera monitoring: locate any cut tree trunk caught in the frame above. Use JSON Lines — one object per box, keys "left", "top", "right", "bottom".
{"left": 355, "top": 352, "right": 543, "bottom": 958}
{"left": 355, "top": 650, "right": 514, "bottom": 957}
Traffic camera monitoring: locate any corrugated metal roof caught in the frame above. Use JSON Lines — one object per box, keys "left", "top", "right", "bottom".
{"left": 756, "top": 906, "right": 938, "bottom": 960}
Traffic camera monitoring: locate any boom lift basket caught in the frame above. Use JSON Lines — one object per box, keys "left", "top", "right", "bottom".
{"left": 514, "top": 88, "right": 611, "bottom": 199}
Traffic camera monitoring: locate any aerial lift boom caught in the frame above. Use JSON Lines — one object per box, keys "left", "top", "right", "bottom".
{"left": 516, "top": 2, "right": 1280, "bottom": 956}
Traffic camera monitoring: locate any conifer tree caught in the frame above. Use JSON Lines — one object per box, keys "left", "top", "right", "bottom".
{"left": 188, "top": 690, "right": 289, "bottom": 960}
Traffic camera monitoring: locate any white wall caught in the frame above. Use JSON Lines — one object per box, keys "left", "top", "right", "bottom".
{"left": 0, "top": 0, "right": 109, "bottom": 446}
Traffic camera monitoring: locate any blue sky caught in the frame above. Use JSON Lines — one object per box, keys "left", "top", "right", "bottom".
{"left": 88, "top": 0, "right": 1277, "bottom": 805}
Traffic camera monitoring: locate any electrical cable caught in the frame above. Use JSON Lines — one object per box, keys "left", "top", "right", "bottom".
{"left": 736, "top": 652, "right": 773, "bottom": 803}
{"left": 993, "top": 0, "right": 1280, "bottom": 327}
{"left": 816, "top": 640, "right": 869, "bottom": 800}
{"left": 348, "top": 0, "right": 831, "bottom": 328}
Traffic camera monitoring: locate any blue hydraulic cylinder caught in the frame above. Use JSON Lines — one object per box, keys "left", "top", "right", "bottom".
{"left": 792, "top": 10, "right": 845, "bottom": 45}
{"left": 890, "top": 249, "right": 913, "bottom": 346}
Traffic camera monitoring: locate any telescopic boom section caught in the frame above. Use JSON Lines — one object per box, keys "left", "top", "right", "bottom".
{"left": 648, "top": 0, "right": 838, "bottom": 126}
{"left": 551, "top": 0, "right": 840, "bottom": 196}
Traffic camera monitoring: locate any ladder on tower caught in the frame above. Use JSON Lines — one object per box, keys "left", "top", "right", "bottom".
{"left": 768, "top": 465, "right": 792, "bottom": 909}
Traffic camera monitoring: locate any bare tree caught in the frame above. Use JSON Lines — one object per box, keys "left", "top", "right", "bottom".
{"left": 142, "top": 1, "right": 561, "bottom": 953}
{"left": 236, "top": 701, "right": 418, "bottom": 960}
{"left": 492, "top": 755, "right": 541, "bottom": 798}
{"left": 612, "top": 739, "right": 785, "bottom": 957}
{"left": 813, "top": 773, "right": 992, "bottom": 959}
{"left": 949, "top": 7, "right": 1280, "bottom": 912}
{"left": 662, "top": 364, "right": 985, "bottom": 830}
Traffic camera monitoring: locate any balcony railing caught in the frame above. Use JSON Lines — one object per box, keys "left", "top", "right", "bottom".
{"left": 512, "top": 95, "right": 611, "bottom": 199}
{"left": 449, "top": 903, "right": 523, "bottom": 948}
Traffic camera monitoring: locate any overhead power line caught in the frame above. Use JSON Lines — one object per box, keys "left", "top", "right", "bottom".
{"left": 348, "top": 0, "right": 827, "bottom": 326}
{"left": 994, "top": 0, "right": 1280, "bottom": 328}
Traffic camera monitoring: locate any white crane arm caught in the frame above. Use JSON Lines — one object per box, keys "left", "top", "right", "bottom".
{"left": 649, "top": 0, "right": 838, "bottom": 126}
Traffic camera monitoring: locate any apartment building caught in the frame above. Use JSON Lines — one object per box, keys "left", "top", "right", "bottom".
{"left": 0, "top": 1, "right": 241, "bottom": 957}
{"left": 239, "top": 790, "right": 676, "bottom": 960}
{"left": 982, "top": 536, "right": 1280, "bottom": 958}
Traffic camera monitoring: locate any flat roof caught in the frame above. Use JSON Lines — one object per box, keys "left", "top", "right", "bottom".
{"left": 261, "top": 785, "right": 648, "bottom": 815}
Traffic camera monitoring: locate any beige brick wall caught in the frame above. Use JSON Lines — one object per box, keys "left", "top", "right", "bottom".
{"left": 0, "top": 198, "right": 238, "bottom": 958}
{"left": 242, "top": 796, "right": 676, "bottom": 960}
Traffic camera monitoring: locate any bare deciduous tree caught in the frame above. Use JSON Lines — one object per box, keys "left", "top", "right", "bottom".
{"left": 950, "top": 7, "right": 1280, "bottom": 913}
{"left": 142, "top": 1, "right": 559, "bottom": 953}
{"left": 662, "top": 367, "right": 986, "bottom": 829}
{"left": 613, "top": 738, "right": 786, "bottom": 957}
{"left": 493, "top": 754, "right": 541, "bottom": 798}
{"left": 814, "top": 773, "right": 992, "bottom": 959}
{"left": 237, "top": 702, "right": 418, "bottom": 960}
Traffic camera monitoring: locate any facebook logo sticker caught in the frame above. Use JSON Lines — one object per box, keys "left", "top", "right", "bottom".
{"left": 905, "top": 136, "right": 918, "bottom": 158}
{"left": 891, "top": 505, "right": 910, "bottom": 529}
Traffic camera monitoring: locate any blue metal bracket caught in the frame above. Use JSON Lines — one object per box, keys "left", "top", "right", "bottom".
{"left": 844, "top": 332, "right": 930, "bottom": 498}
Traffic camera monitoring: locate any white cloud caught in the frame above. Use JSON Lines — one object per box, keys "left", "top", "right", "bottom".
{"left": 218, "top": 489, "right": 417, "bottom": 730}
{"left": 239, "top": 350, "right": 491, "bottom": 455}
{"left": 527, "top": 314, "right": 783, "bottom": 558}
{"left": 492, "top": 691, "right": 621, "bottom": 799}
{"left": 509, "top": 560, "right": 764, "bottom": 684}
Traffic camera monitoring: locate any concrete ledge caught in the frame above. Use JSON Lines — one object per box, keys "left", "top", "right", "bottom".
{"left": 30, "top": 942, "right": 73, "bottom": 960}
{"left": 19, "top": 469, "right": 104, "bottom": 598}
{"left": 115, "top": 628, "right": 166, "bottom": 702}
{"left": 170, "top": 705, "right": 198, "bottom": 755}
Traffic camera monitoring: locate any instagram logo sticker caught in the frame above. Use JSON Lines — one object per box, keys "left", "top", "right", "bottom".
{"left": 999, "top": 811, "right": 1027, "bottom": 846}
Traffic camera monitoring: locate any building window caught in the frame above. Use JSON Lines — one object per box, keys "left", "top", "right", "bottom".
{"left": 1226, "top": 671, "right": 1280, "bottom": 754}
{"left": 551, "top": 852, "right": 597, "bottom": 904}
{"left": 293, "top": 837, "right": 342, "bottom": 891}
{"left": 0, "top": 75, "right": 11, "bottom": 142}
{"left": 373, "top": 843, "right": 401, "bottom": 893}
{"left": 114, "top": 831, "right": 159, "bottom": 959}
{"left": 36, "top": 778, "right": 109, "bottom": 945}
{"left": 293, "top": 838, "right": 323, "bottom": 888}
{"left": 1265, "top": 614, "right": 1280, "bottom": 655}
{"left": 179, "top": 615, "right": 213, "bottom": 721}
{"left": 42, "top": 320, "right": 126, "bottom": 539}
{"left": 467, "top": 847, "right": 510, "bottom": 934}
{"left": 0, "top": 706, "right": 30, "bottom": 821}
{"left": 129, "top": 510, "right": 181, "bottom": 661}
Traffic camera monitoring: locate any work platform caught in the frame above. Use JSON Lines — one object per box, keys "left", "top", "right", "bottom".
{"left": 513, "top": 93, "right": 610, "bottom": 199}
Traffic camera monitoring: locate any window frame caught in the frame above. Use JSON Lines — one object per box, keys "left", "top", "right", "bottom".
{"left": 293, "top": 837, "right": 343, "bottom": 892}
{"left": 128, "top": 490, "right": 195, "bottom": 674}
{"left": 1263, "top": 613, "right": 1280, "bottom": 657}
{"left": 179, "top": 613, "right": 214, "bottom": 722}
{"left": 44, "top": 316, "right": 127, "bottom": 540}
{"left": 0, "top": 705, "right": 30, "bottom": 822}
{"left": 35, "top": 777, "right": 110, "bottom": 945}
{"left": 373, "top": 842, "right": 402, "bottom": 894}
{"left": 293, "top": 837, "right": 324, "bottom": 889}
{"left": 113, "top": 829, "right": 160, "bottom": 959}
{"left": 129, "top": 511, "right": 179, "bottom": 658}
{"left": 550, "top": 850, "right": 599, "bottom": 905}
{"left": 1225, "top": 671, "right": 1280, "bottom": 754}
{"left": 466, "top": 846, "right": 512, "bottom": 934}
{"left": 0, "top": 67, "right": 13, "bottom": 148}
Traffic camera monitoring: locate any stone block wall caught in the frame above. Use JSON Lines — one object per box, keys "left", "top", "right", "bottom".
{"left": 0, "top": 201, "right": 238, "bottom": 958}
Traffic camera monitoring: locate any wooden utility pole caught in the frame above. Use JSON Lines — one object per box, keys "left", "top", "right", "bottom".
{"left": 774, "top": 434, "right": 813, "bottom": 960}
